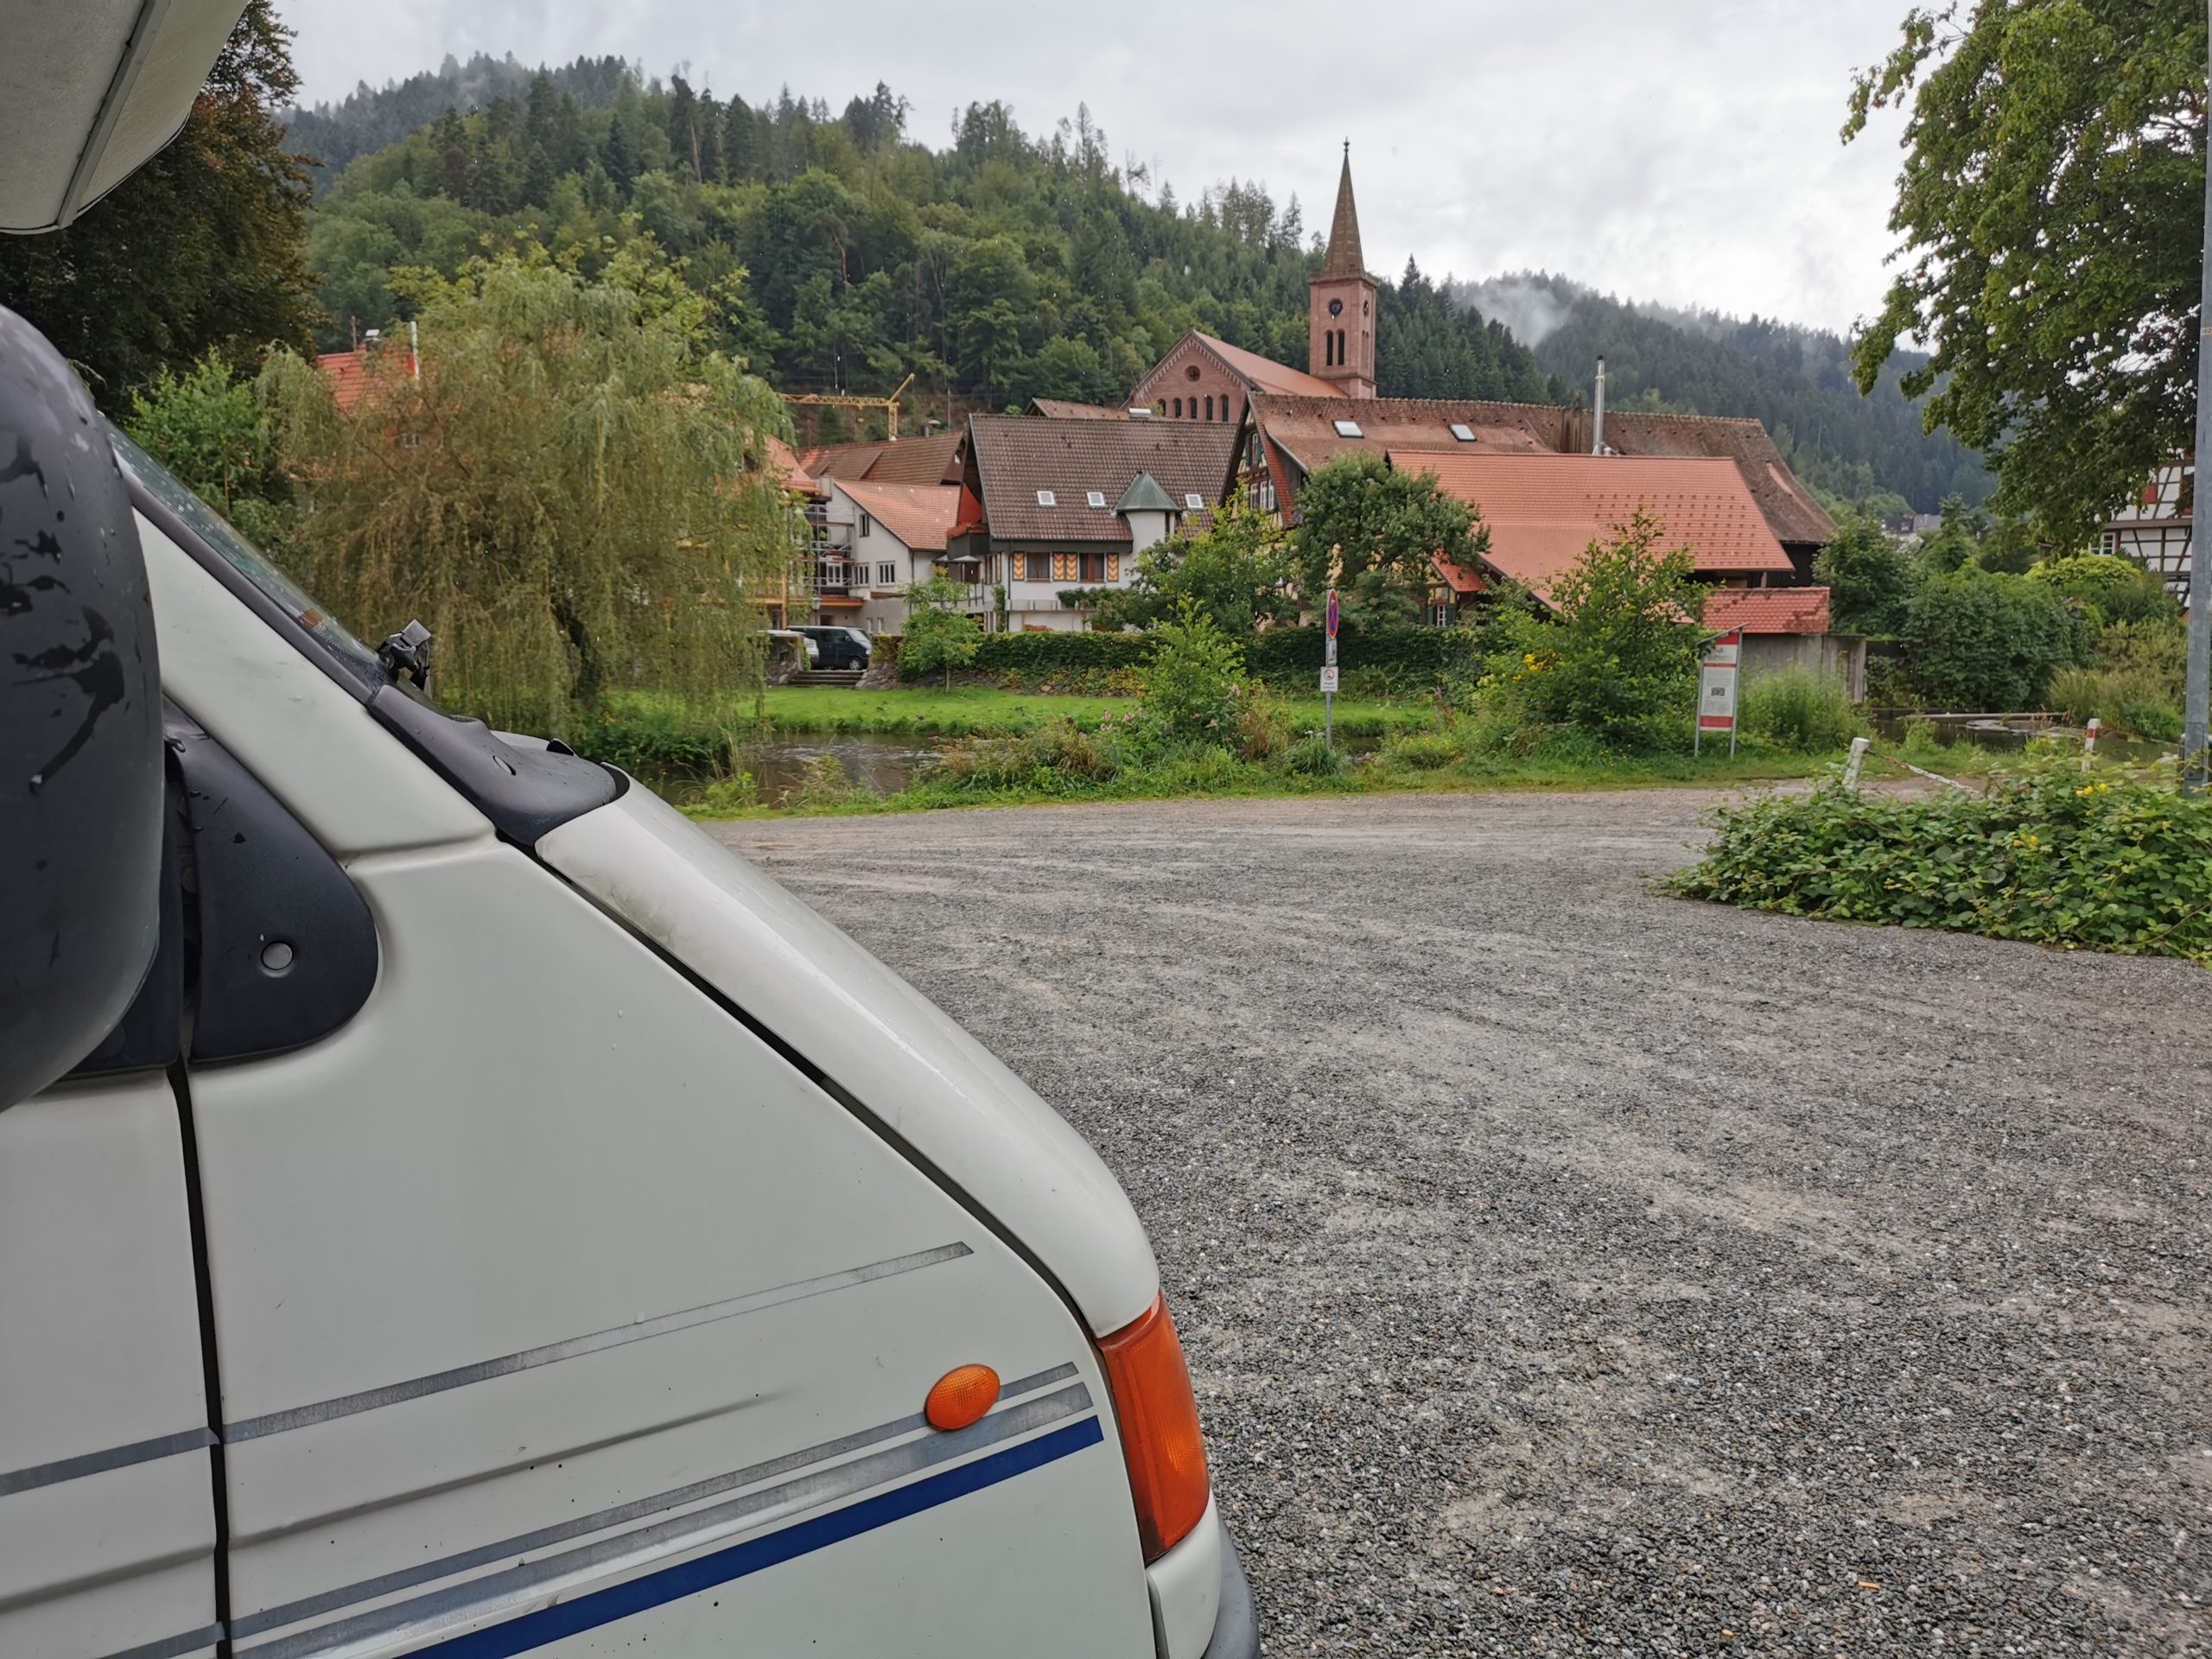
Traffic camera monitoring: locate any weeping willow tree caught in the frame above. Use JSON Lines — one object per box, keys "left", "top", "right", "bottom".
{"left": 262, "top": 254, "right": 793, "bottom": 735}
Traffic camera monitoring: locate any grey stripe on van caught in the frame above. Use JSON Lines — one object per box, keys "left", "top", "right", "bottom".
{"left": 93, "top": 1621, "right": 225, "bottom": 1659}
{"left": 233, "top": 1382, "right": 1098, "bottom": 1659}
{"left": 0, "top": 1427, "right": 216, "bottom": 1497}
{"left": 223, "top": 1242, "right": 975, "bottom": 1442}
{"left": 226, "top": 1362, "right": 1080, "bottom": 1643}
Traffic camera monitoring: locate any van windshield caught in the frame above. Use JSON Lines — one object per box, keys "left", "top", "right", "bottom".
{"left": 108, "top": 425, "right": 391, "bottom": 695}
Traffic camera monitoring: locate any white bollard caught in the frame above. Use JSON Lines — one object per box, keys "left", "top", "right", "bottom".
{"left": 1843, "top": 735, "right": 1870, "bottom": 791}
{"left": 2083, "top": 717, "right": 2100, "bottom": 770}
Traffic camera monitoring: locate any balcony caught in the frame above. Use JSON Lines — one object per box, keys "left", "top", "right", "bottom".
{"left": 815, "top": 557, "right": 854, "bottom": 593}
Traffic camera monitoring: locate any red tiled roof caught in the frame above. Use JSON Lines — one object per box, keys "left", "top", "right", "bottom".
{"left": 1249, "top": 393, "right": 1561, "bottom": 474}
{"left": 1246, "top": 393, "right": 1837, "bottom": 551}
{"left": 1705, "top": 585, "right": 1834, "bottom": 636}
{"left": 316, "top": 347, "right": 415, "bottom": 414}
{"left": 798, "top": 430, "right": 965, "bottom": 487}
{"left": 965, "top": 415, "right": 1240, "bottom": 543}
{"left": 1599, "top": 413, "right": 1838, "bottom": 548}
{"left": 1027, "top": 397, "right": 1131, "bottom": 419}
{"left": 832, "top": 480, "right": 961, "bottom": 553}
{"left": 1399, "top": 450, "right": 1797, "bottom": 598}
{"left": 761, "top": 434, "right": 819, "bottom": 497}
{"left": 1190, "top": 334, "right": 1339, "bottom": 400}
{"left": 1431, "top": 554, "right": 1486, "bottom": 594}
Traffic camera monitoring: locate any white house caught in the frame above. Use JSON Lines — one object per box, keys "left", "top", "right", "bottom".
{"left": 816, "top": 478, "right": 963, "bottom": 633}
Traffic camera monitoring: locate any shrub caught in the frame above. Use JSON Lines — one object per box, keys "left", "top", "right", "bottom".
{"left": 1671, "top": 762, "right": 2212, "bottom": 960}
{"left": 924, "top": 719, "right": 1121, "bottom": 792}
{"left": 1141, "top": 601, "right": 1245, "bottom": 742}
{"left": 2026, "top": 553, "right": 2179, "bottom": 627}
{"left": 1382, "top": 731, "right": 1464, "bottom": 770}
{"left": 2045, "top": 667, "right": 2182, "bottom": 741}
{"left": 957, "top": 630, "right": 1154, "bottom": 679}
{"left": 902, "top": 576, "right": 983, "bottom": 688}
{"left": 1234, "top": 682, "right": 1295, "bottom": 762}
{"left": 576, "top": 691, "right": 744, "bottom": 776}
{"left": 1740, "top": 669, "right": 1866, "bottom": 753}
{"left": 1814, "top": 510, "right": 1919, "bottom": 637}
{"left": 691, "top": 772, "right": 758, "bottom": 813}
{"left": 1900, "top": 568, "right": 2088, "bottom": 709}
{"left": 1244, "top": 622, "right": 1485, "bottom": 686}
{"left": 791, "top": 753, "right": 862, "bottom": 809}
{"left": 1484, "top": 510, "right": 1707, "bottom": 749}
{"left": 1279, "top": 734, "right": 1351, "bottom": 777}
{"left": 1152, "top": 743, "right": 1243, "bottom": 793}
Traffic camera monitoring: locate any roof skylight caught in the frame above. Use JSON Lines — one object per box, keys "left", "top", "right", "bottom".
{"left": 1086, "top": 490, "right": 1108, "bottom": 509}
{"left": 1449, "top": 423, "right": 1477, "bottom": 442}
{"left": 1036, "top": 489, "right": 1057, "bottom": 507}
{"left": 1185, "top": 493, "right": 1205, "bottom": 511}
{"left": 1332, "top": 419, "right": 1364, "bottom": 438}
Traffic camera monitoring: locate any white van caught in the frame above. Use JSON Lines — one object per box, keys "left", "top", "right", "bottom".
{"left": 0, "top": 409, "right": 1257, "bottom": 1656}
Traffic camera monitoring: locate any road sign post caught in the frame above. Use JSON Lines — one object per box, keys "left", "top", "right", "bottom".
{"left": 1694, "top": 628, "right": 1743, "bottom": 759}
{"left": 1323, "top": 588, "right": 1339, "bottom": 750}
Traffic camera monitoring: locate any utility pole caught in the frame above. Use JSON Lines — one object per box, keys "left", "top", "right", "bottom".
{"left": 2188, "top": 0, "right": 2212, "bottom": 791}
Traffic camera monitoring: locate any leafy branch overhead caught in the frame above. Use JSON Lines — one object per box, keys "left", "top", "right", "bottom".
{"left": 1845, "top": 0, "right": 2208, "bottom": 543}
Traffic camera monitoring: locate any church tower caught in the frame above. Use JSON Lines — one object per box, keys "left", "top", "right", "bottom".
{"left": 1308, "top": 144, "right": 1378, "bottom": 399}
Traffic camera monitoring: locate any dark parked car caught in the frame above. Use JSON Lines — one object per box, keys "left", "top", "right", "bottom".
{"left": 794, "top": 626, "right": 871, "bottom": 670}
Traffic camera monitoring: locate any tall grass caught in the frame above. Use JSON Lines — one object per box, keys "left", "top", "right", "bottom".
{"left": 1740, "top": 669, "right": 1866, "bottom": 753}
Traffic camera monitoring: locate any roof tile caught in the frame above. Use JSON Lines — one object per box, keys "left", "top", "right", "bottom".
{"left": 966, "top": 416, "right": 1240, "bottom": 543}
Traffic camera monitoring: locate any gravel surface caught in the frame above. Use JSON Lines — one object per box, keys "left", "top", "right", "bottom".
{"left": 708, "top": 788, "right": 2212, "bottom": 1656}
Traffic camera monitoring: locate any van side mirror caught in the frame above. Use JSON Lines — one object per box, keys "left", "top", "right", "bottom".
{"left": 0, "top": 307, "right": 166, "bottom": 1108}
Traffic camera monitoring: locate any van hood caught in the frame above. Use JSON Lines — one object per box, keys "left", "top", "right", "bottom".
{"left": 537, "top": 785, "right": 1161, "bottom": 1336}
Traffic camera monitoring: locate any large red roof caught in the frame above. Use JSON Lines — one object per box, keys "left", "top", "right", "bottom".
{"left": 830, "top": 479, "right": 961, "bottom": 552}
{"left": 1399, "top": 450, "right": 1797, "bottom": 597}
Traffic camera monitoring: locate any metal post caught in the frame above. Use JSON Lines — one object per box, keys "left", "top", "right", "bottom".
{"left": 2186, "top": 0, "right": 2212, "bottom": 792}
{"left": 2083, "top": 716, "right": 2100, "bottom": 771}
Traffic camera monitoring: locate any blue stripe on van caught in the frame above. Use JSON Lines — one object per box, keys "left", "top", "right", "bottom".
{"left": 415, "top": 1416, "right": 1107, "bottom": 1659}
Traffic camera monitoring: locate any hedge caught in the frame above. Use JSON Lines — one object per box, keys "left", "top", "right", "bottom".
{"left": 903, "top": 623, "right": 1488, "bottom": 683}
{"left": 1244, "top": 624, "right": 1485, "bottom": 682}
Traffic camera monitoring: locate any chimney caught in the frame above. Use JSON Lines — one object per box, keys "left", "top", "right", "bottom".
{"left": 1592, "top": 357, "right": 1607, "bottom": 455}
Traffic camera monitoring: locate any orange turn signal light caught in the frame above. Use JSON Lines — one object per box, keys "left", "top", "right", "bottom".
{"left": 925, "top": 1363, "right": 1001, "bottom": 1432}
{"left": 1096, "top": 1294, "right": 1211, "bottom": 1562}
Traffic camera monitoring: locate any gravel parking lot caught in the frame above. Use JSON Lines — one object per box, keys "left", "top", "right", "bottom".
{"left": 708, "top": 788, "right": 2211, "bottom": 1656}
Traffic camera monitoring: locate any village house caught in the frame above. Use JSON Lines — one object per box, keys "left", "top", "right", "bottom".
{"left": 947, "top": 416, "right": 1243, "bottom": 631}
{"left": 2101, "top": 459, "right": 2194, "bottom": 600}
{"left": 816, "top": 477, "right": 963, "bottom": 633}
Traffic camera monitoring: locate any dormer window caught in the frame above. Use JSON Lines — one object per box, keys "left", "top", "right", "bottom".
{"left": 1449, "top": 423, "right": 1477, "bottom": 442}
{"left": 1332, "top": 419, "right": 1363, "bottom": 438}
{"left": 1036, "top": 490, "right": 1057, "bottom": 507}
{"left": 1086, "top": 490, "right": 1108, "bottom": 509}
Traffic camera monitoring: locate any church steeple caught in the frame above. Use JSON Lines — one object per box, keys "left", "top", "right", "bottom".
{"left": 1308, "top": 142, "right": 1379, "bottom": 399}
{"left": 1321, "top": 143, "right": 1364, "bottom": 277}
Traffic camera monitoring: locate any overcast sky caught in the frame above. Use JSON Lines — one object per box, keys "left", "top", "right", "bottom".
{"left": 277, "top": 0, "right": 1921, "bottom": 337}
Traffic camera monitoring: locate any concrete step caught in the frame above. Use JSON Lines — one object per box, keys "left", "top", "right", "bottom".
{"left": 789, "top": 670, "right": 865, "bottom": 687}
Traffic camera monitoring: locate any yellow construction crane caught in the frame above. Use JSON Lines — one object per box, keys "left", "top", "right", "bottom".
{"left": 782, "top": 373, "right": 916, "bottom": 442}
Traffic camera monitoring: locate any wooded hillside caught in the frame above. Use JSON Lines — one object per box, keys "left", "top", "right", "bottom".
{"left": 296, "top": 60, "right": 1555, "bottom": 429}
{"left": 1467, "top": 274, "right": 1992, "bottom": 513}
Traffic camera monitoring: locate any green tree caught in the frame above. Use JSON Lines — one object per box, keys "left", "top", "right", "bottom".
{"left": 1901, "top": 568, "right": 2089, "bottom": 709}
{"left": 0, "top": 0, "right": 317, "bottom": 400}
{"left": 1093, "top": 493, "right": 1293, "bottom": 635}
{"left": 2024, "top": 552, "right": 2179, "bottom": 628}
{"left": 1291, "top": 454, "right": 1484, "bottom": 626}
{"left": 1141, "top": 600, "right": 1246, "bottom": 743}
{"left": 901, "top": 575, "right": 983, "bottom": 688}
{"left": 1497, "top": 510, "right": 1710, "bottom": 747}
{"left": 1815, "top": 510, "right": 1920, "bottom": 637}
{"left": 1845, "top": 0, "right": 2204, "bottom": 544}
{"left": 259, "top": 255, "right": 790, "bottom": 735}
{"left": 124, "top": 353, "right": 296, "bottom": 552}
